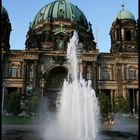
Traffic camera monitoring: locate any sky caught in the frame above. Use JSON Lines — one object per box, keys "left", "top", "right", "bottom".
{"left": 2, "top": 0, "right": 138, "bottom": 52}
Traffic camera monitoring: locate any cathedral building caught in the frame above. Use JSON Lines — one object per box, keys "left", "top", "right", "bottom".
{"left": 2, "top": 0, "right": 139, "bottom": 113}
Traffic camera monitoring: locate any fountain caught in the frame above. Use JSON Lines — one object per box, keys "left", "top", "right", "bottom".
{"left": 2, "top": 31, "right": 138, "bottom": 140}
{"left": 42, "top": 30, "right": 100, "bottom": 140}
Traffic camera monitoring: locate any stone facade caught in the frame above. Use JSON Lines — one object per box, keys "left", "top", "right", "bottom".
{"left": 2, "top": 1, "right": 139, "bottom": 113}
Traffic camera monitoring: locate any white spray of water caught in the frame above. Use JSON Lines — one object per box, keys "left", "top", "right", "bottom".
{"left": 42, "top": 30, "right": 100, "bottom": 140}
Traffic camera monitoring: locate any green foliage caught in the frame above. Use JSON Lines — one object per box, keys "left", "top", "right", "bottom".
{"left": 98, "top": 92, "right": 111, "bottom": 118}
{"left": 25, "top": 94, "right": 40, "bottom": 114}
{"left": 114, "top": 95, "right": 129, "bottom": 113}
{"left": 5, "top": 92, "right": 21, "bottom": 116}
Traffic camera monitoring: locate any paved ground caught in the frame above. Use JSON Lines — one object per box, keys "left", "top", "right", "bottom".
{"left": 2, "top": 123, "right": 138, "bottom": 140}
{"left": 2, "top": 125, "right": 42, "bottom": 140}
{"left": 101, "top": 123, "right": 138, "bottom": 135}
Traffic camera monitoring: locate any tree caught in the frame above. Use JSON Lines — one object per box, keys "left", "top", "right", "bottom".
{"left": 5, "top": 92, "right": 21, "bottom": 116}
{"left": 98, "top": 91, "right": 111, "bottom": 118}
{"left": 114, "top": 95, "right": 129, "bottom": 113}
{"left": 25, "top": 94, "right": 40, "bottom": 115}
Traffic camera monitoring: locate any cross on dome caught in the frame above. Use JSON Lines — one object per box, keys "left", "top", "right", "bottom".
{"left": 121, "top": 3, "right": 125, "bottom": 10}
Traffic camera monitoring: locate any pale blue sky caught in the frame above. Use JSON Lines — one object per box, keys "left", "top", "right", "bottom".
{"left": 2, "top": 0, "right": 138, "bottom": 52}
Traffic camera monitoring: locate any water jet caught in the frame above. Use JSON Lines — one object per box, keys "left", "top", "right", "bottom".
{"left": 42, "top": 30, "right": 100, "bottom": 140}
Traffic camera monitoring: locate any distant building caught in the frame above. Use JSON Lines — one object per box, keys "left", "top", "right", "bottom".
{"left": 2, "top": 0, "right": 139, "bottom": 113}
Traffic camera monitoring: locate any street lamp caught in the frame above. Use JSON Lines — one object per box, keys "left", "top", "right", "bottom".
{"left": 2, "top": 81, "right": 6, "bottom": 116}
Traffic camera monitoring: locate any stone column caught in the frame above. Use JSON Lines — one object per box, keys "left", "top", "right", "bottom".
{"left": 122, "top": 86, "right": 127, "bottom": 100}
{"left": 113, "top": 89, "right": 118, "bottom": 112}
{"left": 20, "top": 62, "right": 23, "bottom": 78}
{"left": 112, "top": 65, "right": 114, "bottom": 80}
{"left": 17, "top": 64, "right": 20, "bottom": 78}
{"left": 18, "top": 88, "right": 20, "bottom": 93}
{"left": 122, "top": 64, "right": 124, "bottom": 81}
{"left": 98, "top": 85, "right": 100, "bottom": 94}
{"left": 109, "top": 65, "right": 112, "bottom": 80}
{"left": 79, "top": 59, "right": 83, "bottom": 77}
{"left": 82, "top": 62, "right": 86, "bottom": 79}
{"left": 4, "top": 63, "right": 8, "bottom": 78}
{"left": 33, "top": 61, "right": 38, "bottom": 92}
{"left": 126, "top": 66, "right": 128, "bottom": 80}
{"left": 136, "top": 90, "right": 139, "bottom": 113}
{"left": 111, "top": 89, "right": 114, "bottom": 111}
{"left": 92, "top": 62, "right": 97, "bottom": 91}
{"left": 115, "top": 31, "right": 117, "bottom": 40}
{"left": 7, "top": 63, "right": 10, "bottom": 77}
{"left": 98, "top": 65, "right": 100, "bottom": 80}
{"left": 133, "top": 88, "right": 136, "bottom": 114}
{"left": 121, "top": 28, "right": 124, "bottom": 41}
{"left": 126, "top": 89, "right": 130, "bottom": 112}
{"left": 40, "top": 80, "right": 46, "bottom": 97}
{"left": 136, "top": 69, "right": 138, "bottom": 81}
{"left": 118, "top": 64, "right": 122, "bottom": 95}
{"left": 22, "top": 62, "right": 27, "bottom": 94}
{"left": 114, "top": 88, "right": 118, "bottom": 98}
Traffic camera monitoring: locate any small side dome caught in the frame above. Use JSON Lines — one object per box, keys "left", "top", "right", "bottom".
{"left": 1, "top": 6, "right": 12, "bottom": 51}
{"left": 114, "top": 4, "right": 135, "bottom": 22}
{"left": 2, "top": 6, "right": 10, "bottom": 21}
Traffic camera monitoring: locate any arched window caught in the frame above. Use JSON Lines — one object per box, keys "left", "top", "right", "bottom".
{"left": 116, "top": 28, "right": 120, "bottom": 41}
{"left": 10, "top": 63, "right": 21, "bottom": 78}
{"left": 11, "top": 67, "right": 17, "bottom": 77}
{"left": 125, "top": 30, "right": 131, "bottom": 41}
{"left": 58, "top": 9, "right": 64, "bottom": 19}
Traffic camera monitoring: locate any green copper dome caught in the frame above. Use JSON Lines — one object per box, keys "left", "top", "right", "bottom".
{"left": 32, "top": 0, "right": 88, "bottom": 28}
{"left": 114, "top": 5, "right": 135, "bottom": 22}
{"left": 2, "top": 6, "right": 8, "bottom": 14}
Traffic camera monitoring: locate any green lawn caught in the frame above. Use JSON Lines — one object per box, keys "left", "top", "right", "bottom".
{"left": 120, "top": 117, "right": 138, "bottom": 124}
{"left": 2, "top": 116, "right": 138, "bottom": 125}
{"left": 2, "top": 116, "right": 36, "bottom": 124}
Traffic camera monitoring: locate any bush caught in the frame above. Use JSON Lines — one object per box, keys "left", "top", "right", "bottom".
{"left": 98, "top": 92, "right": 111, "bottom": 118}
{"left": 114, "top": 95, "right": 129, "bottom": 113}
{"left": 25, "top": 94, "right": 40, "bottom": 115}
{"left": 5, "top": 92, "right": 21, "bottom": 116}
